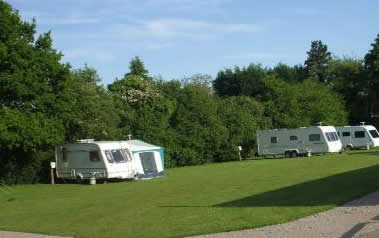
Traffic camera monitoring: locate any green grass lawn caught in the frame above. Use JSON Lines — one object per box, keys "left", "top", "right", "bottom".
{"left": 1, "top": 150, "right": 379, "bottom": 238}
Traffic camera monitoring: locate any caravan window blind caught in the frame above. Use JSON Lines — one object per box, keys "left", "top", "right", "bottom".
{"left": 90, "top": 151, "right": 101, "bottom": 162}
{"left": 355, "top": 131, "right": 365, "bottom": 138}
{"left": 369, "top": 130, "right": 379, "bottom": 138}
{"left": 342, "top": 132, "right": 350, "bottom": 137}
{"left": 309, "top": 134, "right": 321, "bottom": 142}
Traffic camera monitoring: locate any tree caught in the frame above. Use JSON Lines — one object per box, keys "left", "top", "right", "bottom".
{"left": 170, "top": 84, "right": 228, "bottom": 166}
{"left": 364, "top": 34, "right": 379, "bottom": 124}
{"left": 181, "top": 73, "right": 214, "bottom": 91}
{"left": 0, "top": 1, "right": 70, "bottom": 183}
{"left": 125, "top": 56, "right": 150, "bottom": 80}
{"left": 269, "top": 63, "right": 305, "bottom": 82}
{"left": 213, "top": 64, "right": 268, "bottom": 98}
{"left": 304, "top": 40, "right": 332, "bottom": 83}
{"left": 262, "top": 76, "right": 347, "bottom": 128}
{"left": 61, "top": 66, "right": 120, "bottom": 142}
{"left": 109, "top": 62, "right": 176, "bottom": 160}
{"left": 329, "top": 57, "right": 365, "bottom": 124}
{"left": 218, "top": 96, "right": 266, "bottom": 160}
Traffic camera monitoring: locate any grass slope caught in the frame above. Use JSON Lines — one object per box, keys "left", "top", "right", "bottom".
{"left": 1, "top": 150, "right": 379, "bottom": 238}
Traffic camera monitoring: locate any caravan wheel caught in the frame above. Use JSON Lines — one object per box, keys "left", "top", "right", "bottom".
{"left": 284, "top": 151, "right": 291, "bottom": 158}
{"left": 291, "top": 151, "right": 298, "bottom": 158}
{"left": 345, "top": 145, "right": 353, "bottom": 151}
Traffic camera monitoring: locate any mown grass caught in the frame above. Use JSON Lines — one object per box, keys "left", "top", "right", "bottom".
{"left": 1, "top": 149, "right": 379, "bottom": 238}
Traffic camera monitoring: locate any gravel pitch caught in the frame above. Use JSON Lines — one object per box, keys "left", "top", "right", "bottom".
{"left": 0, "top": 231, "right": 71, "bottom": 238}
{"left": 190, "top": 191, "right": 379, "bottom": 238}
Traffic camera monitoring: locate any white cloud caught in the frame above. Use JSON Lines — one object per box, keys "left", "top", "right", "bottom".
{"left": 115, "top": 18, "right": 263, "bottom": 40}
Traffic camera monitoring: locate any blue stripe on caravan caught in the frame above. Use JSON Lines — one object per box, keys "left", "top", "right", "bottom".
{"left": 138, "top": 171, "right": 165, "bottom": 179}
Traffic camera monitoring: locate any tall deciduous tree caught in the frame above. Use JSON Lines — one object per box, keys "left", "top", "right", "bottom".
{"left": 0, "top": 0, "right": 70, "bottom": 183}
{"left": 213, "top": 64, "right": 267, "bottom": 98}
{"left": 304, "top": 40, "right": 332, "bottom": 83}
{"left": 364, "top": 34, "right": 379, "bottom": 123}
{"left": 62, "top": 66, "right": 120, "bottom": 142}
{"left": 329, "top": 57, "right": 365, "bottom": 124}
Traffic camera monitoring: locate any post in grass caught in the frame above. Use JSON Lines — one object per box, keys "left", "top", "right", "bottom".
{"left": 50, "top": 162, "right": 56, "bottom": 185}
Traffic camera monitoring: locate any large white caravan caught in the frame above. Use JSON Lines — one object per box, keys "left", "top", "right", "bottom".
{"left": 257, "top": 126, "right": 342, "bottom": 157}
{"left": 55, "top": 139, "right": 164, "bottom": 182}
{"left": 336, "top": 125, "right": 379, "bottom": 149}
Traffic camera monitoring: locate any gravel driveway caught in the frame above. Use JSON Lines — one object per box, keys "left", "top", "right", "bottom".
{"left": 189, "top": 190, "right": 379, "bottom": 238}
{"left": 0, "top": 231, "right": 71, "bottom": 238}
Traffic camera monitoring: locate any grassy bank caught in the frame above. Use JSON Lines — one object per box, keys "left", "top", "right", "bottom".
{"left": 1, "top": 150, "right": 379, "bottom": 238}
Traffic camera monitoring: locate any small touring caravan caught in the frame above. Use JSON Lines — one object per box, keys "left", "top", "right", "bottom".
{"left": 257, "top": 126, "right": 342, "bottom": 157}
{"left": 336, "top": 124, "right": 379, "bottom": 149}
{"left": 55, "top": 139, "right": 164, "bottom": 182}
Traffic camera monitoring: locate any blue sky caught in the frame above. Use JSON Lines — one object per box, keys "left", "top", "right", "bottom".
{"left": 7, "top": 0, "right": 379, "bottom": 85}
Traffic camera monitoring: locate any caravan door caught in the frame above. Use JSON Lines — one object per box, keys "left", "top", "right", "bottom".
{"left": 139, "top": 152, "right": 158, "bottom": 174}
{"left": 353, "top": 130, "right": 368, "bottom": 147}
{"left": 308, "top": 133, "right": 326, "bottom": 153}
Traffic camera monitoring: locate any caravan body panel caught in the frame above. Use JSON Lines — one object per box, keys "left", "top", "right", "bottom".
{"left": 55, "top": 141, "right": 137, "bottom": 180}
{"left": 55, "top": 140, "right": 165, "bottom": 181}
{"left": 257, "top": 126, "right": 342, "bottom": 156}
{"left": 336, "top": 125, "right": 379, "bottom": 149}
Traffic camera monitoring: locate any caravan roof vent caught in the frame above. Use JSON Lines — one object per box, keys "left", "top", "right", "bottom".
{"left": 360, "top": 122, "right": 366, "bottom": 126}
{"left": 77, "top": 139, "right": 95, "bottom": 143}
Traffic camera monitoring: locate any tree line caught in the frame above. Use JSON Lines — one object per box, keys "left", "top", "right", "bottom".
{"left": 1, "top": 0, "right": 379, "bottom": 184}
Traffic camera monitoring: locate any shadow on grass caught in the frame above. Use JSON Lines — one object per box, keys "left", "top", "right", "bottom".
{"left": 161, "top": 165, "right": 379, "bottom": 208}
{"left": 217, "top": 165, "right": 379, "bottom": 208}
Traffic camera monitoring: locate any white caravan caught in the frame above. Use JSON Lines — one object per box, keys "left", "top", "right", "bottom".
{"left": 55, "top": 139, "right": 165, "bottom": 182}
{"left": 257, "top": 126, "right": 343, "bottom": 157}
{"left": 336, "top": 125, "right": 379, "bottom": 149}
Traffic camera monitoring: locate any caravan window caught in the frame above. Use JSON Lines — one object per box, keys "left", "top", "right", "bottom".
{"left": 111, "top": 150, "right": 126, "bottom": 163}
{"left": 325, "top": 132, "right": 338, "bottom": 142}
{"left": 105, "top": 151, "right": 114, "bottom": 163}
{"left": 309, "top": 134, "right": 321, "bottom": 142}
{"left": 342, "top": 132, "right": 350, "bottom": 137}
{"left": 271, "top": 137, "right": 277, "bottom": 143}
{"left": 104, "top": 149, "right": 128, "bottom": 163}
{"left": 90, "top": 151, "right": 101, "bottom": 162}
{"left": 369, "top": 130, "right": 379, "bottom": 138}
{"left": 290, "top": 136, "right": 298, "bottom": 141}
{"left": 355, "top": 131, "right": 365, "bottom": 138}
{"left": 121, "top": 149, "right": 132, "bottom": 161}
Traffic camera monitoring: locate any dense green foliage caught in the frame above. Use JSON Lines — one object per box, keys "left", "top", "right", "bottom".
{"left": 1, "top": 151, "right": 379, "bottom": 238}
{"left": 0, "top": 1, "right": 70, "bottom": 183}
{"left": 1, "top": 0, "right": 379, "bottom": 183}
